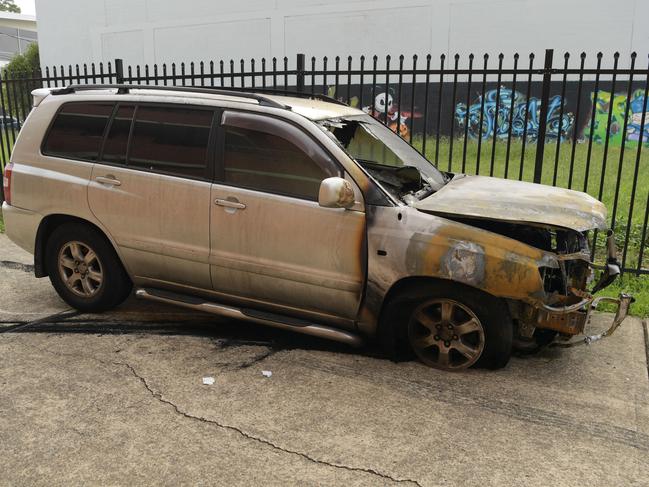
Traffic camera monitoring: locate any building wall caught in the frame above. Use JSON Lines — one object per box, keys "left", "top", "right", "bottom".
{"left": 35, "top": 0, "right": 649, "bottom": 70}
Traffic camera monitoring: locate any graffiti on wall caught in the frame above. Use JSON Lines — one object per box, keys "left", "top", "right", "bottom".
{"left": 454, "top": 88, "right": 574, "bottom": 142}
{"left": 327, "top": 86, "right": 421, "bottom": 139}
{"left": 585, "top": 90, "right": 649, "bottom": 145}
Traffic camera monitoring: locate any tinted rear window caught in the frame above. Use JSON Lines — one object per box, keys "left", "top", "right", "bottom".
{"left": 43, "top": 102, "right": 114, "bottom": 161}
{"left": 129, "top": 106, "right": 213, "bottom": 179}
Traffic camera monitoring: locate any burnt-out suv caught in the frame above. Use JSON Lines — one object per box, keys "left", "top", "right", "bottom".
{"left": 1, "top": 84, "right": 632, "bottom": 371}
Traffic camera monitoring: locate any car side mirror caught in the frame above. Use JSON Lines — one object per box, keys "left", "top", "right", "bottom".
{"left": 318, "top": 177, "right": 356, "bottom": 209}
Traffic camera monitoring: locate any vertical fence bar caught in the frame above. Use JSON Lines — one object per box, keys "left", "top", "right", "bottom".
{"left": 610, "top": 52, "right": 636, "bottom": 235}
{"left": 346, "top": 56, "right": 352, "bottom": 104}
{"left": 115, "top": 58, "right": 124, "bottom": 84}
{"left": 518, "top": 53, "right": 535, "bottom": 181}
{"left": 434, "top": 54, "right": 445, "bottom": 163}
{"left": 590, "top": 52, "right": 619, "bottom": 262}
{"left": 359, "top": 55, "right": 365, "bottom": 108}
{"left": 622, "top": 55, "right": 649, "bottom": 272}
{"left": 568, "top": 53, "right": 586, "bottom": 189}
{"left": 461, "top": 54, "right": 474, "bottom": 174}
{"left": 533, "top": 49, "right": 553, "bottom": 184}
{"left": 583, "top": 52, "right": 603, "bottom": 192}
{"left": 597, "top": 52, "right": 620, "bottom": 201}
{"left": 396, "top": 55, "right": 404, "bottom": 137}
{"left": 384, "top": 55, "right": 391, "bottom": 128}
{"left": 296, "top": 53, "right": 305, "bottom": 93}
{"left": 448, "top": 54, "right": 460, "bottom": 171}
{"left": 408, "top": 55, "right": 417, "bottom": 144}
{"left": 370, "top": 55, "right": 377, "bottom": 118}
{"left": 488, "top": 54, "right": 504, "bottom": 177}
{"left": 552, "top": 52, "right": 569, "bottom": 186}
{"left": 333, "top": 56, "right": 340, "bottom": 98}
{"left": 421, "top": 55, "right": 431, "bottom": 157}
{"left": 475, "top": 54, "right": 489, "bottom": 174}
{"left": 283, "top": 57, "right": 288, "bottom": 93}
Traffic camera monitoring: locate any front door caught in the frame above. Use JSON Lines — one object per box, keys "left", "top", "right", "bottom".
{"left": 88, "top": 103, "right": 216, "bottom": 290}
{"left": 209, "top": 110, "right": 365, "bottom": 320}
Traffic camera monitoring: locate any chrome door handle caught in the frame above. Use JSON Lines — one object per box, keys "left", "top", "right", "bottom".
{"left": 95, "top": 176, "right": 121, "bottom": 186}
{"left": 214, "top": 198, "right": 246, "bottom": 210}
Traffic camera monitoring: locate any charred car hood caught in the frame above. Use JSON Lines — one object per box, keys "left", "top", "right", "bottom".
{"left": 414, "top": 175, "right": 608, "bottom": 232}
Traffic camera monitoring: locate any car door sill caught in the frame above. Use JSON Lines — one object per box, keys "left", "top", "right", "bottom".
{"left": 135, "top": 287, "right": 364, "bottom": 348}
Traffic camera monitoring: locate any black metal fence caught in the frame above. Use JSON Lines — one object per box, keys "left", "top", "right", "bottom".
{"left": 1, "top": 50, "right": 648, "bottom": 276}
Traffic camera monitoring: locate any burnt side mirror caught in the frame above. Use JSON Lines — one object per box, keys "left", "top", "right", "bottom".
{"left": 318, "top": 177, "right": 356, "bottom": 209}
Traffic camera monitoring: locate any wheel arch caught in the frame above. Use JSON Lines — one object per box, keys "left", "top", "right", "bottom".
{"left": 34, "top": 214, "right": 128, "bottom": 278}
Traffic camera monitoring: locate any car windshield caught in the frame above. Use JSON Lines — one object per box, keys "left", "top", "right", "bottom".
{"left": 318, "top": 114, "right": 448, "bottom": 204}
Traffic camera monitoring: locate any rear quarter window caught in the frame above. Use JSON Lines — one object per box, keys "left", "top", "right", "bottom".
{"left": 42, "top": 102, "right": 114, "bottom": 161}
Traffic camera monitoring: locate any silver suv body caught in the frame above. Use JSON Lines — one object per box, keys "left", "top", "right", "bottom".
{"left": 1, "top": 85, "right": 632, "bottom": 371}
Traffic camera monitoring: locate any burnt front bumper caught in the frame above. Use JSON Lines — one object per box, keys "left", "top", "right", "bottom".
{"left": 527, "top": 231, "right": 634, "bottom": 343}
{"left": 532, "top": 292, "right": 634, "bottom": 344}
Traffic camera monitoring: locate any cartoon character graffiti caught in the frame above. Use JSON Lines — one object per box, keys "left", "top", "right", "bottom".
{"left": 585, "top": 90, "right": 649, "bottom": 146}
{"left": 586, "top": 91, "right": 627, "bottom": 145}
{"left": 361, "top": 91, "right": 421, "bottom": 139}
{"left": 455, "top": 88, "right": 574, "bottom": 142}
{"left": 627, "top": 90, "right": 649, "bottom": 143}
{"left": 326, "top": 87, "right": 419, "bottom": 138}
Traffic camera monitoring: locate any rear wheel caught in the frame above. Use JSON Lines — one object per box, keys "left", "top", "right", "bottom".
{"left": 379, "top": 281, "right": 513, "bottom": 371}
{"left": 46, "top": 223, "right": 132, "bottom": 312}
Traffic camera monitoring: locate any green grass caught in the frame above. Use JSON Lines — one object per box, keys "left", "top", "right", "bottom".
{"left": 0, "top": 209, "right": 4, "bottom": 233}
{"left": 596, "top": 275, "right": 649, "bottom": 317}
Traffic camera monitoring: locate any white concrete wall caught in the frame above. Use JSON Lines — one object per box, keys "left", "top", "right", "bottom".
{"left": 35, "top": 0, "right": 649, "bottom": 70}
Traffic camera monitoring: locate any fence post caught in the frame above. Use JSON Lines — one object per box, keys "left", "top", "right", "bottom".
{"left": 115, "top": 58, "right": 124, "bottom": 84}
{"left": 533, "top": 48, "right": 554, "bottom": 184}
{"left": 296, "top": 53, "right": 305, "bottom": 93}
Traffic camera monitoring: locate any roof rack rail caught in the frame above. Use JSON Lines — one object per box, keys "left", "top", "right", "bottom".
{"left": 223, "top": 87, "right": 348, "bottom": 107}
{"left": 49, "top": 84, "right": 350, "bottom": 108}
{"left": 50, "top": 84, "right": 291, "bottom": 110}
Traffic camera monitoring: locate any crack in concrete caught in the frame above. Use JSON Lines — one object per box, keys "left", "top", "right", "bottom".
{"left": 5, "top": 336, "right": 422, "bottom": 486}
{"left": 117, "top": 361, "right": 423, "bottom": 487}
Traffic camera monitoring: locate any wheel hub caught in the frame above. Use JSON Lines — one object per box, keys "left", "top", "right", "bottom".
{"left": 408, "top": 298, "right": 486, "bottom": 371}
{"left": 57, "top": 241, "right": 104, "bottom": 298}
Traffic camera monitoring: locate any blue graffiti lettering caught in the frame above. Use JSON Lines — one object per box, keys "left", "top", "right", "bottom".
{"left": 455, "top": 88, "right": 574, "bottom": 142}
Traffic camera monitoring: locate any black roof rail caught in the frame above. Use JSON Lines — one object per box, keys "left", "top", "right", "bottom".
{"left": 223, "top": 87, "right": 349, "bottom": 106}
{"left": 49, "top": 84, "right": 350, "bottom": 108}
{"left": 50, "top": 84, "right": 291, "bottom": 109}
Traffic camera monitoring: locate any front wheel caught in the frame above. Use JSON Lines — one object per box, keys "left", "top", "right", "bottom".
{"left": 46, "top": 223, "right": 132, "bottom": 312}
{"left": 380, "top": 282, "right": 513, "bottom": 371}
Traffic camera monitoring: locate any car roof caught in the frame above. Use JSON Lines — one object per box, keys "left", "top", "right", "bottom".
{"left": 37, "top": 85, "right": 365, "bottom": 121}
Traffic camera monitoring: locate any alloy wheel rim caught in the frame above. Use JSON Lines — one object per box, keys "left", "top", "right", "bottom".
{"left": 408, "top": 298, "right": 485, "bottom": 371}
{"left": 58, "top": 241, "right": 103, "bottom": 298}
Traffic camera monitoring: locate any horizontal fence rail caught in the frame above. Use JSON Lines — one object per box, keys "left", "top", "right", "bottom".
{"left": 0, "top": 50, "right": 648, "bottom": 276}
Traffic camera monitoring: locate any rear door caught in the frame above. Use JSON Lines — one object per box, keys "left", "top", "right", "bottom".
{"left": 88, "top": 103, "right": 217, "bottom": 289}
{"left": 209, "top": 110, "right": 366, "bottom": 320}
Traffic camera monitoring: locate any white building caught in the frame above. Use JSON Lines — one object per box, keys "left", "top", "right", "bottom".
{"left": 0, "top": 11, "right": 37, "bottom": 67}
{"left": 34, "top": 0, "right": 649, "bottom": 70}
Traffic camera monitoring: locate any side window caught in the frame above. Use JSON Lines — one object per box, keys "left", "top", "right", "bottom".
{"left": 129, "top": 105, "right": 213, "bottom": 179}
{"left": 42, "top": 102, "right": 114, "bottom": 161}
{"left": 222, "top": 112, "right": 339, "bottom": 200}
{"left": 101, "top": 104, "right": 134, "bottom": 165}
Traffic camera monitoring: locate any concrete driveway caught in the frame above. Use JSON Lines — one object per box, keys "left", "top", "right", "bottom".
{"left": 1, "top": 233, "right": 648, "bottom": 487}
